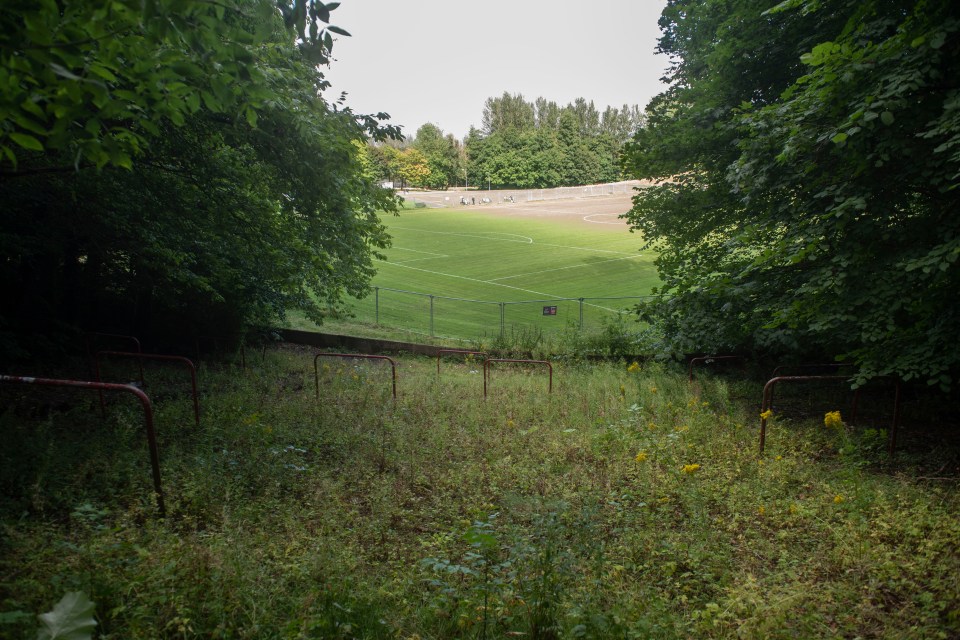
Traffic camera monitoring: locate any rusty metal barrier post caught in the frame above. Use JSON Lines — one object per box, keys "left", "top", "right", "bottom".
{"left": 96, "top": 351, "right": 200, "bottom": 426}
{"left": 86, "top": 332, "right": 144, "bottom": 385}
{"left": 0, "top": 374, "right": 165, "bottom": 517}
{"left": 759, "top": 375, "right": 850, "bottom": 453}
{"left": 688, "top": 355, "right": 744, "bottom": 383}
{"left": 314, "top": 353, "right": 397, "bottom": 401}
{"left": 483, "top": 358, "right": 553, "bottom": 398}
{"left": 770, "top": 363, "right": 860, "bottom": 422}
{"left": 436, "top": 350, "right": 488, "bottom": 377}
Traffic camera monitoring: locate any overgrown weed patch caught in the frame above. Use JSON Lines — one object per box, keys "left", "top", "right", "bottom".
{"left": 1, "top": 350, "right": 958, "bottom": 638}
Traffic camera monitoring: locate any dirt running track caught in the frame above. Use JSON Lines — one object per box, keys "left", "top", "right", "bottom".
{"left": 400, "top": 181, "right": 650, "bottom": 228}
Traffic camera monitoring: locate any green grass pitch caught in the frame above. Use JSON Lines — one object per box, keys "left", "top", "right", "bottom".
{"left": 345, "top": 199, "right": 660, "bottom": 340}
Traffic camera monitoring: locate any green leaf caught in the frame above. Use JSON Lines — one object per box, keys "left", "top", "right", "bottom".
{"left": 327, "top": 25, "right": 351, "bottom": 37}
{"left": 9, "top": 132, "right": 44, "bottom": 151}
{"left": 88, "top": 64, "right": 117, "bottom": 82}
{"left": 880, "top": 111, "right": 894, "bottom": 125}
{"left": 830, "top": 132, "right": 847, "bottom": 144}
{"left": 49, "top": 63, "right": 82, "bottom": 81}
{"left": 464, "top": 528, "right": 496, "bottom": 550}
{"left": 36, "top": 592, "right": 97, "bottom": 640}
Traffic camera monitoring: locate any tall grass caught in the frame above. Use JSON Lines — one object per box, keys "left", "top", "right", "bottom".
{"left": 1, "top": 349, "right": 958, "bottom": 638}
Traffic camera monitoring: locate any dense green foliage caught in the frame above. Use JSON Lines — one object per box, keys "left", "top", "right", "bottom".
{"left": 2, "top": 351, "right": 958, "bottom": 637}
{"left": 623, "top": 0, "right": 960, "bottom": 388}
{"left": 367, "top": 94, "right": 643, "bottom": 191}
{"left": 0, "top": 0, "right": 399, "bottom": 357}
{"left": 411, "top": 123, "right": 465, "bottom": 189}
{"left": 467, "top": 93, "right": 644, "bottom": 189}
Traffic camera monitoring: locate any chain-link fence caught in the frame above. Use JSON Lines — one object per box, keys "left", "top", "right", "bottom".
{"left": 346, "top": 287, "right": 651, "bottom": 340}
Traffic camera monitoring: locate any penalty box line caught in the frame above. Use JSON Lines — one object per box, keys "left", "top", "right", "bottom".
{"left": 487, "top": 255, "right": 644, "bottom": 282}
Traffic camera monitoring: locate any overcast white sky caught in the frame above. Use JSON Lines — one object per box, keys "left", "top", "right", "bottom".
{"left": 322, "top": 0, "right": 671, "bottom": 141}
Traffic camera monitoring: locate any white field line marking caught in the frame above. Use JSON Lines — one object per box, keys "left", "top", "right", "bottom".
{"left": 391, "top": 247, "right": 448, "bottom": 256}
{"left": 385, "top": 263, "right": 570, "bottom": 300}
{"left": 500, "top": 204, "right": 629, "bottom": 217}
{"left": 392, "top": 226, "right": 636, "bottom": 257}
{"left": 390, "top": 227, "right": 533, "bottom": 244}
{"left": 386, "top": 247, "right": 449, "bottom": 264}
{"left": 583, "top": 300, "right": 633, "bottom": 314}
{"left": 389, "top": 257, "right": 448, "bottom": 264}
{"left": 488, "top": 255, "right": 644, "bottom": 282}
{"left": 583, "top": 213, "right": 627, "bottom": 225}
{"left": 532, "top": 241, "right": 636, "bottom": 256}
{"left": 383, "top": 263, "right": 642, "bottom": 311}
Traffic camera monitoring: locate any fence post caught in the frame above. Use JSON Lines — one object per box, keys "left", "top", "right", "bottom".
{"left": 499, "top": 302, "right": 505, "bottom": 338}
{"left": 375, "top": 287, "right": 379, "bottom": 325}
{"left": 579, "top": 298, "right": 584, "bottom": 330}
{"left": 429, "top": 295, "right": 435, "bottom": 337}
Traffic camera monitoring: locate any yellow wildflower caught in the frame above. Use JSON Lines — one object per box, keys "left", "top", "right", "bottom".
{"left": 788, "top": 503, "right": 798, "bottom": 514}
{"left": 775, "top": 455, "right": 783, "bottom": 461}
{"left": 833, "top": 494, "right": 844, "bottom": 504}
{"left": 758, "top": 506, "right": 766, "bottom": 516}
{"left": 507, "top": 419, "right": 515, "bottom": 428}
{"left": 760, "top": 409, "right": 773, "bottom": 420}
{"left": 627, "top": 361, "right": 641, "bottom": 373}
{"left": 649, "top": 386, "right": 658, "bottom": 394}
{"left": 635, "top": 451, "right": 648, "bottom": 462}
{"left": 824, "top": 411, "right": 843, "bottom": 429}
{"left": 681, "top": 463, "right": 700, "bottom": 474}
{"left": 619, "top": 384, "right": 626, "bottom": 396}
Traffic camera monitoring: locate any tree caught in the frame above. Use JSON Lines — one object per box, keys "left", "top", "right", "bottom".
{"left": 467, "top": 93, "right": 638, "bottom": 189}
{"left": 623, "top": 0, "right": 960, "bottom": 388}
{"left": 0, "top": 0, "right": 400, "bottom": 356}
{"left": 481, "top": 92, "right": 536, "bottom": 134}
{"left": 412, "top": 123, "right": 462, "bottom": 189}
{"left": 534, "top": 98, "right": 562, "bottom": 130}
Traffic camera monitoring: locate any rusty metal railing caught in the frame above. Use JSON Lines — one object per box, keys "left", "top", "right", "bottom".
{"left": 95, "top": 351, "right": 200, "bottom": 426}
{"left": 759, "top": 374, "right": 902, "bottom": 455}
{"left": 86, "top": 332, "right": 144, "bottom": 384}
{"left": 0, "top": 374, "right": 165, "bottom": 517}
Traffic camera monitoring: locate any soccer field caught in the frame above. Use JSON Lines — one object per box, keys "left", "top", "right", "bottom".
{"left": 343, "top": 193, "right": 659, "bottom": 340}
